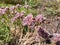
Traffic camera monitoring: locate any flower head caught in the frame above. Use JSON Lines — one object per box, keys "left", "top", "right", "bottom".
{"left": 52, "top": 33, "right": 60, "bottom": 42}
{"left": 20, "top": 11, "right": 25, "bottom": 17}
{"left": 11, "top": 12, "right": 25, "bottom": 22}
{"left": 9, "top": 6, "right": 15, "bottom": 11}
{"left": 0, "top": 8, "right": 6, "bottom": 15}
{"left": 22, "top": 13, "right": 33, "bottom": 26}
{"left": 16, "top": 4, "right": 21, "bottom": 8}
{"left": 35, "top": 14, "right": 46, "bottom": 22}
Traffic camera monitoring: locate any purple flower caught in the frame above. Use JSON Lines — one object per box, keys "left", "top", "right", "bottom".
{"left": 22, "top": 14, "right": 33, "bottom": 26}
{"left": 11, "top": 12, "right": 25, "bottom": 22}
{"left": 52, "top": 33, "right": 60, "bottom": 42}
{"left": 0, "top": 8, "right": 6, "bottom": 15}
{"left": 11, "top": 12, "right": 20, "bottom": 22}
{"left": 11, "top": 16, "right": 17, "bottom": 22}
{"left": 2, "top": 8, "right": 6, "bottom": 14}
{"left": 20, "top": 11, "right": 25, "bottom": 17}
{"left": 35, "top": 14, "right": 46, "bottom": 22}
{"left": 9, "top": 6, "right": 15, "bottom": 11}
{"left": 16, "top": 4, "right": 21, "bottom": 8}
{"left": 28, "top": 18, "right": 36, "bottom": 29}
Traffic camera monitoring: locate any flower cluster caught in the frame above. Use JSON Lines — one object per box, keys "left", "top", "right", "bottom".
{"left": 0, "top": 4, "right": 30, "bottom": 16}
{"left": 22, "top": 14, "right": 33, "bottom": 26}
{"left": 0, "top": 4, "right": 49, "bottom": 43}
{"left": 0, "top": 8, "right": 7, "bottom": 15}
{"left": 0, "top": 4, "right": 47, "bottom": 35}
{"left": 11, "top": 11, "right": 25, "bottom": 22}
{"left": 52, "top": 33, "right": 60, "bottom": 42}
{"left": 35, "top": 14, "right": 45, "bottom": 22}
{"left": 22, "top": 14, "right": 46, "bottom": 26}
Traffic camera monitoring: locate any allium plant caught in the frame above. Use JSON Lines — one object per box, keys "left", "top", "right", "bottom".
{"left": 11, "top": 11, "right": 25, "bottom": 22}
{"left": 9, "top": 6, "right": 16, "bottom": 11}
{"left": 22, "top": 13, "right": 33, "bottom": 26}
{"left": 0, "top": 8, "right": 7, "bottom": 15}
{"left": 16, "top": 4, "right": 22, "bottom": 8}
{"left": 0, "top": 4, "right": 60, "bottom": 44}
{"left": 35, "top": 14, "right": 46, "bottom": 23}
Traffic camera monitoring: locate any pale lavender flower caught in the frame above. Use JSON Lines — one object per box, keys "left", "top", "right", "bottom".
{"left": 0, "top": 8, "right": 6, "bottom": 15}
{"left": 35, "top": 14, "right": 46, "bottom": 22}
{"left": 9, "top": 6, "right": 15, "bottom": 11}
{"left": 2, "top": 8, "right": 7, "bottom": 14}
{"left": 11, "top": 12, "right": 20, "bottom": 22}
{"left": 15, "top": 12, "right": 20, "bottom": 17}
{"left": 29, "top": 18, "right": 36, "bottom": 29}
{"left": 52, "top": 33, "right": 60, "bottom": 42}
{"left": 11, "top": 16, "right": 17, "bottom": 22}
{"left": 11, "top": 12, "right": 25, "bottom": 22}
{"left": 16, "top": 4, "right": 21, "bottom": 8}
{"left": 15, "top": 11, "right": 25, "bottom": 18}
{"left": 9, "top": 6, "right": 16, "bottom": 13}
{"left": 19, "top": 11, "right": 25, "bottom": 17}
{"left": 22, "top": 14, "right": 33, "bottom": 26}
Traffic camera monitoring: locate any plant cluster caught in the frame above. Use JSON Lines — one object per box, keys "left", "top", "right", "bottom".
{"left": 0, "top": 2, "right": 60, "bottom": 45}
